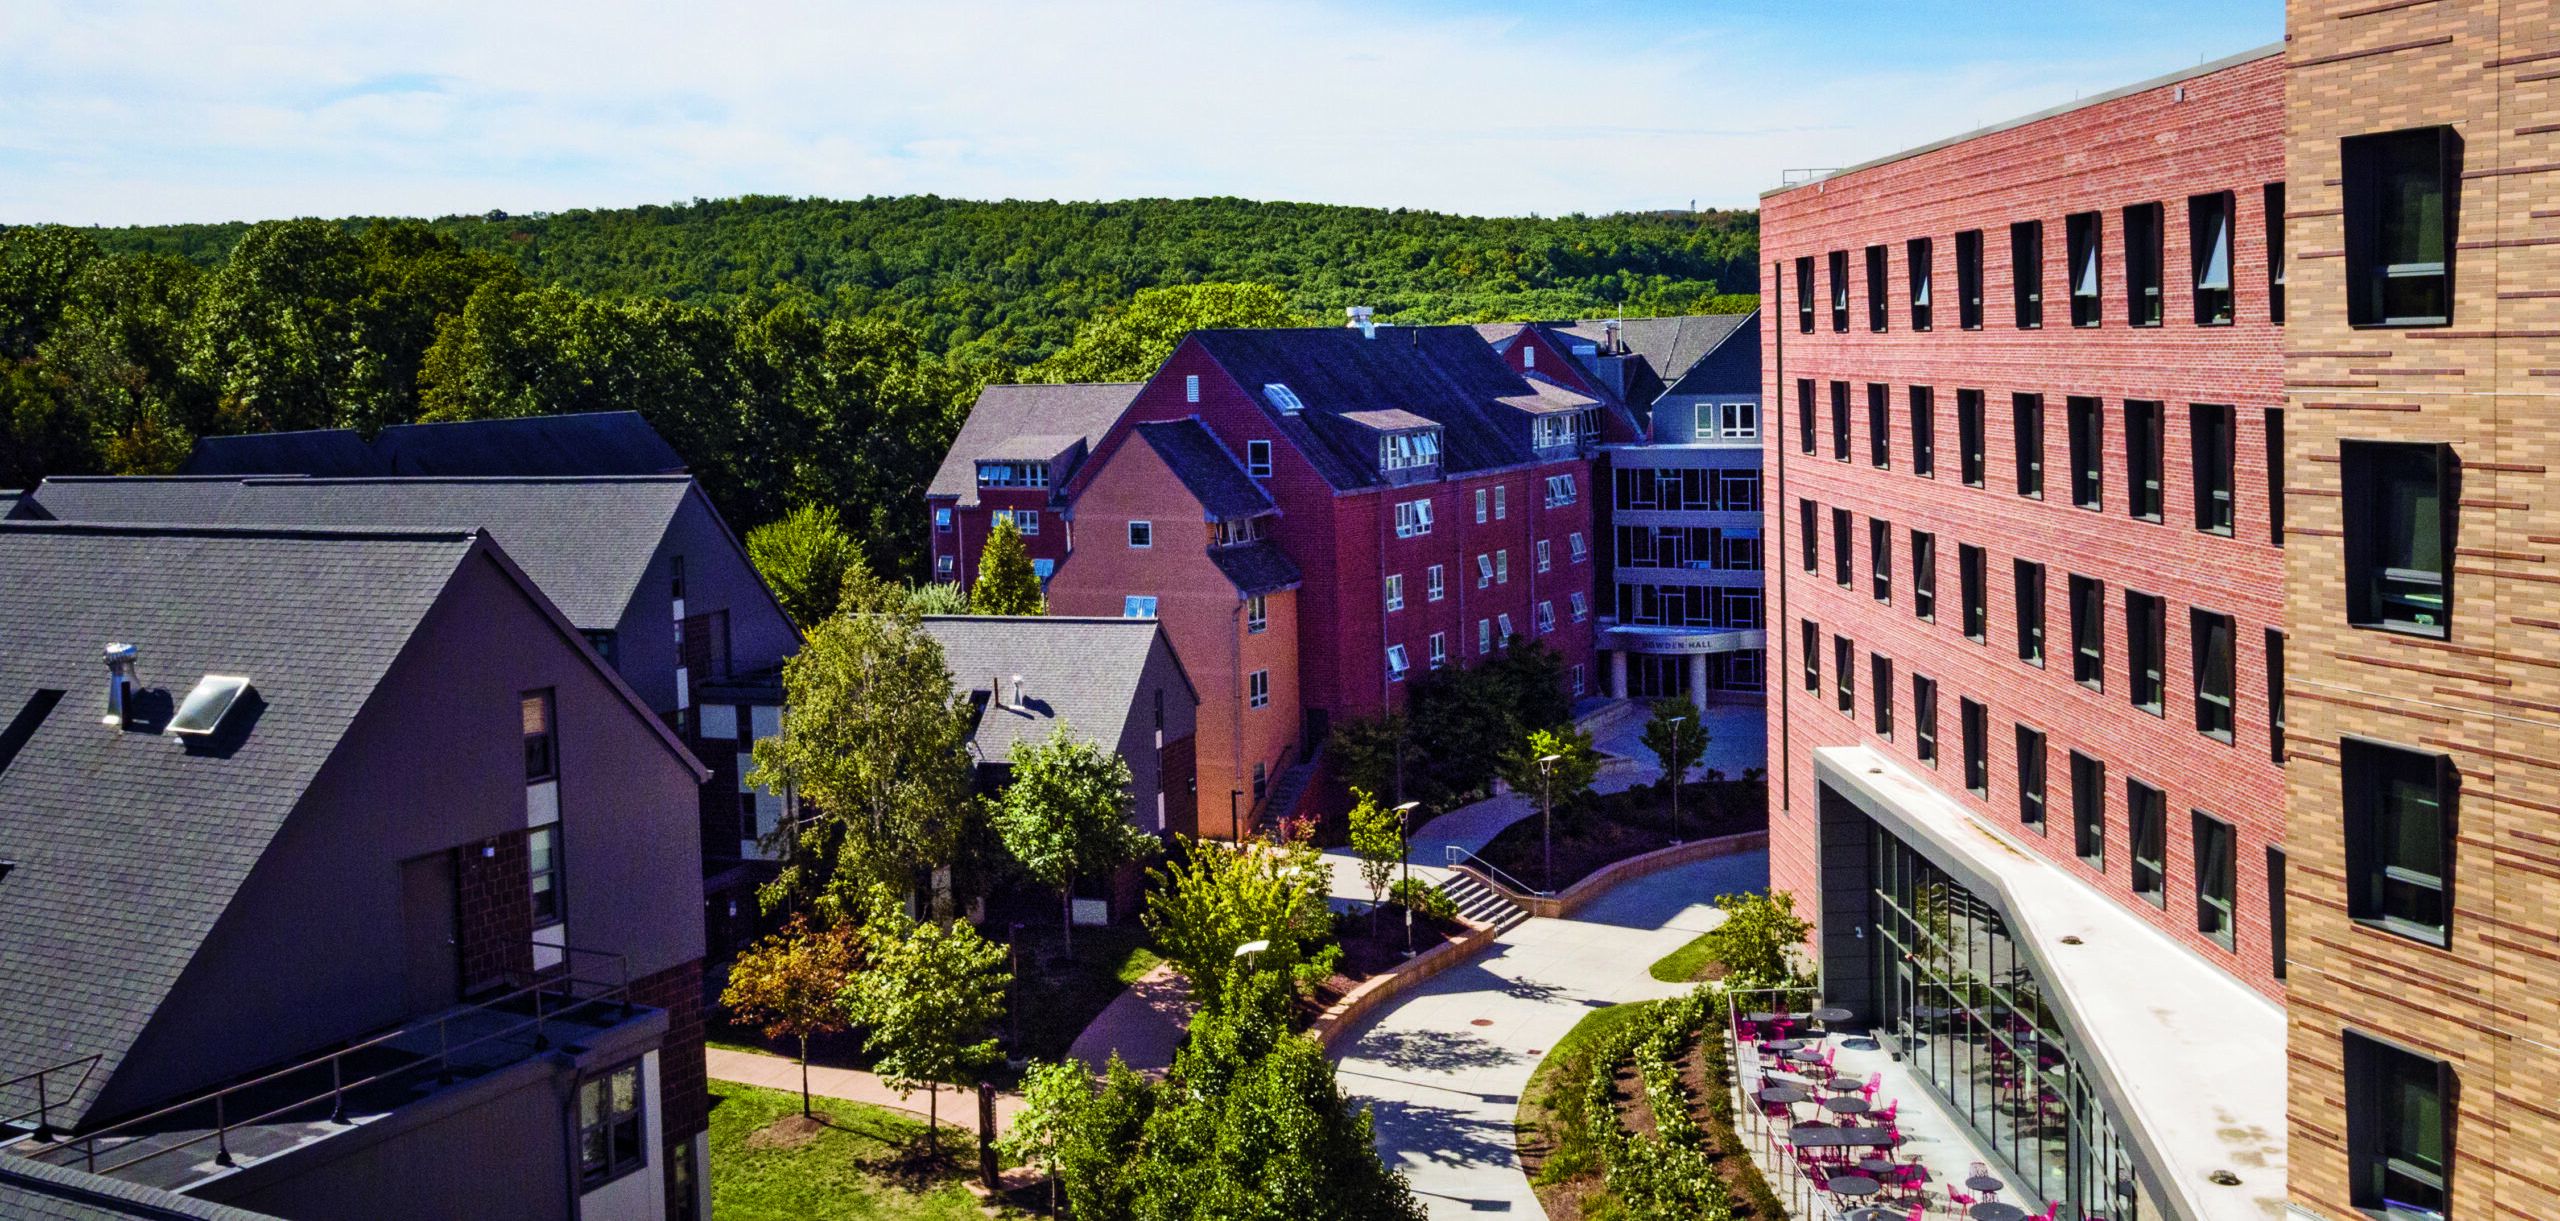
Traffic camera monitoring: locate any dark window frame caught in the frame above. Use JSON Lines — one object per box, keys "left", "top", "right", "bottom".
{"left": 1959, "top": 544, "right": 1987, "bottom": 644}
{"left": 1802, "top": 619, "right": 1821, "bottom": 693}
{"left": 2193, "top": 810, "right": 2237, "bottom": 950}
{"left": 2016, "top": 724, "right": 2048, "bottom": 832}
{"left": 2268, "top": 846, "right": 2288, "bottom": 980}
{"left": 2071, "top": 575, "right": 2105, "bottom": 690}
{"left": 2014, "top": 393, "right": 2045, "bottom": 499}
{"left": 2342, "top": 736, "right": 2455, "bottom": 947}
{"left": 1913, "top": 675, "right": 1939, "bottom": 766}
{"left": 1835, "top": 634, "right": 1856, "bottom": 715}
{"left": 2072, "top": 751, "right": 2105, "bottom": 868}
{"left": 1867, "top": 383, "right": 1891, "bottom": 468}
{"left": 1912, "top": 530, "right": 1937, "bottom": 623}
{"left": 2015, "top": 560, "right": 2046, "bottom": 667}
{"left": 1797, "top": 378, "right": 1816, "bottom": 454}
{"left": 1961, "top": 698, "right": 1989, "bottom": 798}
{"left": 2066, "top": 210, "right": 2103, "bottom": 328}
{"left": 2268, "top": 628, "right": 2288, "bottom": 764}
{"left": 1830, "top": 249, "right": 1851, "bottom": 332}
{"left": 1870, "top": 517, "right": 1893, "bottom": 604}
{"left": 1955, "top": 229, "right": 1985, "bottom": 330}
{"left": 1958, "top": 389, "right": 1986, "bottom": 487}
{"left": 2343, "top": 1031, "right": 2453, "bottom": 1218}
{"left": 1908, "top": 237, "right": 1934, "bottom": 331}
{"left": 2191, "top": 608, "right": 2236, "bottom": 743}
{"left": 1796, "top": 256, "right": 1816, "bottom": 333}
{"left": 2265, "top": 183, "right": 2287, "bottom": 325}
{"left": 1873, "top": 654, "right": 1895, "bottom": 738}
{"left": 1910, "top": 386, "right": 1937, "bottom": 477}
{"left": 2342, "top": 440, "right": 2456, "bottom": 638}
{"left": 2125, "top": 202, "right": 2165, "bottom": 326}
{"left": 2267, "top": 407, "right": 2287, "bottom": 546}
{"left": 2189, "top": 191, "right": 2237, "bottom": 326}
{"left": 2010, "top": 220, "right": 2044, "bottom": 329}
{"left": 2127, "top": 590, "right": 2166, "bottom": 716}
{"left": 1832, "top": 507, "right": 1853, "bottom": 587}
{"left": 576, "top": 1060, "right": 648, "bottom": 1189}
{"left": 1799, "top": 498, "right": 1819, "bottom": 573}
{"left": 2343, "top": 126, "right": 2459, "bottom": 329}
{"left": 2069, "top": 395, "right": 2104, "bottom": 510}
{"left": 523, "top": 689, "right": 558, "bottom": 783}
{"left": 530, "top": 822, "right": 565, "bottom": 928}
{"left": 2127, "top": 399, "right": 2166, "bottom": 523}
{"left": 1866, "top": 244, "right": 1890, "bottom": 332}
{"left": 2193, "top": 402, "right": 2237, "bottom": 536}
{"left": 1831, "top": 381, "right": 1852, "bottom": 461}
{"left": 2129, "top": 778, "right": 2167, "bottom": 907}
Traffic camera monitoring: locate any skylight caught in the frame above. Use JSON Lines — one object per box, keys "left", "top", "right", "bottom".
{"left": 168, "top": 675, "right": 252, "bottom": 737}
{"left": 1262, "top": 383, "right": 1304, "bottom": 413}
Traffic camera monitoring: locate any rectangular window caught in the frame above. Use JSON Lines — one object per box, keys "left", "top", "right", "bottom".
{"left": 1536, "top": 600, "right": 1557, "bottom": 634}
{"left": 1185, "top": 373, "right": 1200, "bottom": 403}
{"left": 1385, "top": 573, "right": 1404, "bottom": 612}
{"left": 1796, "top": 256, "right": 1816, "bottom": 332}
{"left": 577, "top": 1061, "right": 647, "bottom": 1188}
{"left": 1570, "top": 591, "right": 1588, "bottom": 622}
{"left": 2267, "top": 408, "right": 2286, "bottom": 546}
{"left": 2072, "top": 752, "right": 2105, "bottom": 867}
{"left": 2268, "top": 847, "right": 2288, "bottom": 980}
{"left": 2068, "top": 396, "right": 2103, "bottom": 510}
{"left": 1872, "top": 654, "right": 1895, "bottom": 737}
{"left": 1956, "top": 228, "right": 1984, "bottom": 330}
{"left": 2346, "top": 127, "right": 2460, "bottom": 326}
{"left": 1831, "top": 508, "right": 1852, "bottom": 587}
{"left": 1386, "top": 645, "right": 1410, "bottom": 681}
{"left": 522, "top": 690, "right": 557, "bottom": 782}
{"left": 1012, "top": 509, "right": 1040, "bottom": 536}
{"left": 934, "top": 506, "right": 952, "bottom": 532}
{"left": 2190, "top": 191, "right": 2236, "bottom": 325}
{"left": 1429, "top": 631, "right": 1447, "bottom": 669}
{"left": 1796, "top": 379, "right": 1815, "bottom": 454}
{"left": 1910, "top": 386, "right": 1935, "bottom": 477}
{"left": 2127, "top": 590, "right": 2166, "bottom": 715}
{"left": 1497, "top": 611, "right": 1514, "bottom": 642}
{"left": 2193, "top": 402, "right": 2236, "bottom": 535}
{"left": 2193, "top": 810, "right": 2237, "bottom": 949}
{"left": 2010, "top": 220, "right": 2044, "bottom": 329}
{"left": 1535, "top": 538, "right": 1552, "bottom": 573}
{"left": 2192, "top": 609, "right": 2235, "bottom": 742}
{"left": 1495, "top": 485, "right": 1507, "bottom": 519}
{"left": 2017, "top": 724, "right": 2047, "bottom": 831}
{"left": 1908, "top": 237, "right": 1933, "bottom": 331}
{"left": 1249, "top": 669, "right": 1270, "bottom": 708}
{"left": 1123, "top": 595, "right": 1158, "bottom": 618}
{"left": 1865, "top": 244, "right": 1888, "bottom": 331}
{"left": 1961, "top": 698, "right": 1989, "bottom": 797}
{"left": 1913, "top": 675, "right": 1940, "bottom": 765}
{"left": 1870, "top": 517, "right": 1893, "bottom": 604}
{"left": 1802, "top": 620, "right": 1821, "bottom": 693}
{"left": 2343, "top": 441, "right": 2454, "bottom": 636}
{"left": 1426, "top": 564, "right": 1445, "bottom": 602}
{"left": 1799, "top": 499, "right": 1818, "bottom": 573}
{"left": 1247, "top": 594, "right": 1268, "bottom": 633}
{"left": 2265, "top": 183, "right": 2287, "bottom": 325}
{"left": 1247, "top": 439, "right": 1273, "bottom": 477}
{"left": 2267, "top": 628, "right": 2287, "bottom": 763}
{"left": 1496, "top": 549, "right": 1509, "bottom": 584}
{"left": 2125, "top": 202, "right": 2164, "bottom": 326}
{"left": 2014, "top": 393, "right": 2044, "bottom": 499}
{"left": 2343, "top": 1033, "right": 2452, "bottom": 1217}
{"left": 1128, "top": 520, "right": 1153, "bottom": 548}
{"left": 2071, "top": 575, "right": 2105, "bottom": 689}
{"left": 1477, "top": 552, "right": 1494, "bottom": 588}
{"left": 2343, "top": 738, "right": 2452, "bottom": 944}
{"left": 1479, "top": 617, "right": 1493, "bottom": 655}
{"left": 1569, "top": 531, "right": 1589, "bottom": 562}
{"left": 1958, "top": 390, "right": 1985, "bottom": 487}
{"left": 1829, "top": 249, "right": 1850, "bottom": 331}
{"left": 1835, "top": 635, "right": 1856, "bottom": 715}
{"left": 2015, "top": 560, "right": 2045, "bottom": 667}
{"left": 1911, "top": 530, "right": 1936, "bottom": 622}
{"left": 2126, "top": 400, "right": 2165, "bottom": 522}
{"left": 1830, "top": 381, "right": 1851, "bottom": 461}
{"left": 2129, "top": 779, "right": 2167, "bottom": 907}
{"left": 1866, "top": 384, "right": 1890, "bottom": 468}
{"left": 2067, "top": 211, "right": 2102, "bottom": 327}
{"left": 529, "top": 823, "right": 563, "bottom": 926}
{"left": 1959, "top": 544, "right": 1987, "bottom": 644}
{"left": 1476, "top": 487, "right": 1489, "bottom": 523}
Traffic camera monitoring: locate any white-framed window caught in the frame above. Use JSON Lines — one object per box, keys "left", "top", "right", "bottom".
{"left": 1249, "top": 669, "right": 1270, "bottom": 708}
{"left": 1263, "top": 383, "right": 1304, "bottom": 413}
{"left": 1476, "top": 554, "right": 1494, "bottom": 588}
{"left": 1185, "top": 374, "right": 1200, "bottom": 403}
{"left": 1429, "top": 632, "right": 1447, "bottom": 668}
{"left": 1496, "top": 550, "right": 1510, "bottom": 584}
{"left": 1536, "top": 539, "right": 1552, "bottom": 572}
{"left": 1544, "top": 474, "right": 1578, "bottom": 506}
{"left": 1393, "top": 497, "right": 1434, "bottom": 538}
{"left": 1497, "top": 612, "right": 1515, "bottom": 643}
{"left": 1572, "top": 664, "right": 1587, "bottom": 696}
{"left": 576, "top": 1060, "right": 648, "bottom": 1189}
{"left": 1124, "top": 595, "right": 1158, "bottom": 618}
{"left": 936, "top": 554, "right": 954, "bottom": 577}
{"left": 1495, "top": 485, "right": 1508, "bottom": 519}
{"left": 1247, "top": 594, "right": 1267, "bottom": 633}
{"left": 1537, "top": 601, "right": 1557, "bottom": 633}
{"left": 1475, "top": 487, "right": 1489, "bottom": 523}
{"left": 1247, "top": 439, "right": 1273, "bottom": 477}
{"left": 1427, "top": 564, "right": 1445, "bottom": 601}
{"left": 1385, "top": 574, "right": 1405, "bottom": 612}
{"left": 1380, "top": 429, "right": 1441, "bottom": 472}
{"left": 1532, "top": 415, "right": 1575, "bottom": 449}
{"left": 977, "top": 461, "right": 1049, "bottom": 488}
{"left": 1128, "top": 520, "right": 1153, "bottom": 548}
{"left": 1386, "top": 644, "right": 1411, "bottom": 681}
{"left": 934, "top": 506, "right": 953, "bottom": 532}
{"left": 1569, "top": 531, "right": 1589, "bottom": 562}
{"left": 1570, "top": 590, "right": 1589, "bottom": 621}
{"left": 1008, "top": 509, "right": 1039, "bottom": 536}
{"left": 1478, "top": 618, "right": 1493, "bottom": 654}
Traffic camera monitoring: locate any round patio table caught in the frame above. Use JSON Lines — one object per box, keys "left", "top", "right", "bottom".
{"left": 1823, "top": 1096, "right": 1872, "bottom": 1117}
{"left": 1857, "top": 1156, "right": 1899, "bottom": 1174}
{"left": 1812, "top": 1006, "right": 1855, "bottom": 1023}
{"left": 1826, "top": 1173, "right": 1882, "bottom": 1199}
{"left": 1762, "top": 1038, "right": 1807, "bottom": 1052}
{"left": 1971, "top": 1204, "right": 2027, "bottom": 1221}
{"left": 1966, "top": 1175, "right": 2007, "bottom": 1194}
{"left": 1843, "top": 1209, "right": 1900, "bottom": 1221}
{"left": 1745, "top": 1011, "right": 1783, "bottom": 1023}
{"left": 1757, "top": 1085, "right": 1809, "bottom": 1105}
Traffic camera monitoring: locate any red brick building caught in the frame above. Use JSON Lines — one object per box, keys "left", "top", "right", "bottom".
{"left": 1761, "top": 48, "right": 2290, "bottom": 1221}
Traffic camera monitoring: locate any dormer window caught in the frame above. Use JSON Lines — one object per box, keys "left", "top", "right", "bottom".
{"left": 976, "top": 461, "right": 1049, "bottom": 489}
{"left": 1263, "top": 383, "right": 1305, "bottom": 413}
{"left": 1532, "top": 415, "right": 1577, "bottom": 450}
{"left": 1380, "top": 429, "right": 1441, "bottom": 472}
{"left": 1211, "top": 515, "right": 1269, "bottom": 546}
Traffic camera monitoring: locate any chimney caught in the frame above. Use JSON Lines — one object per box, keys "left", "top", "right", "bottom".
{"left": 1603, "top": 318, "right": 1623, "bottom": 355}
{"left": 1011, "top": 674, "right": 1026, "bottom": 709}
{"left": 1345, "top": 306, "right": 1376, "bottom": 339}
{"left": 102, "top": 642, "right": 138, "bottom": 727}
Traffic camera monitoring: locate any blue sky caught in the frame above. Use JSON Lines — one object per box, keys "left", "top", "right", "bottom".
{"left": 0, "top": 1, "right": 2282, "bottom": 226}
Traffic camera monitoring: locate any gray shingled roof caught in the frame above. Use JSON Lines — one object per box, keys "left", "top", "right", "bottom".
{"left": 1551, "top": 314, "right": 1753, "bottom": 396}
{"left": 1658, "top": 311, "right": 1760, "bottom": 399}
{"left": 1207, "top": 540, "right": 1303, "bottom": 596}
{"left": 929, "top": 383, "right": 1142, "bottom": 504}
{"left": 918, "top": 616, "right": 1193, "bottom": 767}
{"left": 1133, "top": 421, "right": 1273, "bottom": 521}
{"left": 177, "top": 412, "right": 686, "bottom": 479}
{"left": 1182, "top": 326, "right": 1601, "bottom": 492}
{"left": 0, "top": 1157, "right": 278, "bottom": 1220}
{"left": 0, "top": 523, "right": 486, "bottom": 1129}
{"left": 17, "top": 477, "right": 697, "bottom": 631}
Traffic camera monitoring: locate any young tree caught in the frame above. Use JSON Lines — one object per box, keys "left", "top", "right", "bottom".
{"left": 995, "top": 723, "right": 1157, "bottom": 954}
{"left": 1497, "top": 725, "right": 1601, "bottom": 823}
{"left": 748, "top": 601, "right": 976, "bottom": 917}
{"left": 1638, "top": 698, "right": 1710, "bottom": 794}
{"left": 970, "top": 514, "right": 1045, "bottom": 615}
{"left": 905, "top": 581, "right": 970, "bottom": 615}
{"left": 997, "top": 1059, "right": 1097, "bottom": 1216}
{"left": 845, "top": 888, "right": 1012, "bottom": 1153}
{"left": 1141, "top": 828, "right": 1339, "bottom": 1012}
{"left": 745, "top": 503, "right": 861, "bottom": 628}
{"left": 716, "top": 915, "right": 860, "bottom": 1117}
{"left": 1345, "top": 786, "right": 1402, "bottom": 934}
{"left": 1705, "top": 890, "right": 1816, "bottom": 992}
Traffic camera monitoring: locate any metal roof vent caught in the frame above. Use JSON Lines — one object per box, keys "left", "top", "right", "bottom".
{"left": 1010, "top": 674, "right": 1025, "bottom": 709}
{"left": 101, "top": 643, "right": 138, "bottom": 727}
{"left": 1345, "top": 306, "right": 1376, "bottom": 339}
{"left": 1603, "top": 318, "right": 1623, "bottom": 354}
{"left": 168, "top": 675, "right": 252, "bottom": 737}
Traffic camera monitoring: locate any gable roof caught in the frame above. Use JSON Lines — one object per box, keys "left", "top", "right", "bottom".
{"left": 1658, "top": 311, "right": 1759, "bottom": 398}
{"left": 918, "top": 616, "right": 1194, "bottom": 767}
{"left": 1182, "top": 326, "right": 1602, "bottom": 492}
{"left": 177, "top": 412, "right": 685, "bottom": 479}
{"left": 0, "top": 1156, "right": 278, "bottom": 1220}
{"left": 930, "top": 383, "right": 1142, "bottom": 504}
{"left": 1132, "top": 420, "right": 1273, "bottom": 520}
{"left": 15, "top": 476, "right": 700, "bottom": 631}
{"left": 1539, "top": 313, "right": 1755, "bottom": 406}
{"left": 1207, "top": 540, "right": 1303, "bottom": 596}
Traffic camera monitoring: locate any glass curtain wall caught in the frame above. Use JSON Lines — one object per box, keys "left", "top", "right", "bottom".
{"left": 1869, "top": 823, "right": 2161, "bottom": 1221}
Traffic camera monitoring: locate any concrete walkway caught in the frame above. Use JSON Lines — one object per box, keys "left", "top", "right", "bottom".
{"left": 1331, "top": 850, "right": 1771, "bottom": 1219}
{"left": 1063, "top": 963, "right": 1194, "bottom": 1075}
{"left": 705, "top": 1046, "right": 1026, "bottom": 1135}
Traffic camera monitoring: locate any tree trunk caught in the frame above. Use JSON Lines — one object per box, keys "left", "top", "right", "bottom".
{"left": 798, "top": 1034, "right": 812, "bottom": 1118}
{"left": 926, "top": 1082, "right": 939, "bottom": 1155}
{"left": 1060, "top": 872, "right": 1075, "bottom": 957}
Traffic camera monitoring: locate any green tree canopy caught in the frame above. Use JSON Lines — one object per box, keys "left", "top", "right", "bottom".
{"left": 1704, "top": 890, "right": 1815, "bottom": 994}
{"left": 716, "top": 914, "right": 861, "bottom": 1117}
{"left": 1345, "top": 786, "right": 1403, "bottom": 933}
{"left": 1141, "top": 831, "right": 1339, "bottom": 1012}
{"left": 1498, "top": 725, "right": 1602, "bottom": 825}
{"left": 1035, "top": 282, "right": 1306, "bottom": 382}
{"left": 970, "top": 513, "right": 1045, "bottom": 615}
{"left": 994, "top": 723, "right": 1157, "bottom": 953}
{"left": 745, "top": 503, "right": 862, "bottom": 628}
{"left": 844, "top": 886, "right": 1011, "bottom": 1150}
{"left": 1638, "top": 698, "right": 1710, "bottom": 792}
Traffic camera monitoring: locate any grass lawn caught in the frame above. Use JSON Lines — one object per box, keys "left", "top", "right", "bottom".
{"left": 708, "top": 1080, "right": 1011, "bottom": 1220}
{"left": 1648, "top": 930, "right": 1719, "bottom": 983}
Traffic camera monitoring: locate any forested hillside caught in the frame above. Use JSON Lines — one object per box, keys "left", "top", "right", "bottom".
{"left": 4, "top": 197, "right": 1756, "bottom": 578}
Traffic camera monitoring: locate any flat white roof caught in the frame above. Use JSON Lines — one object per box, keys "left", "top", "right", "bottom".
{"left": 1815, "top": 746, "right": 2285, "bottom": 1221}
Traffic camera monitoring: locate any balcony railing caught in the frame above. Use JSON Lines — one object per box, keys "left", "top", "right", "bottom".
{"left": 0, "top": 1055, "right": 102, "bottom": 1141}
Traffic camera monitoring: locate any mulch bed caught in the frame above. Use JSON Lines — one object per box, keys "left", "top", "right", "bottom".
{"left": 1304, "top": 904, "right": 1465, "bottom": 1016}
{"left": 1477, "top": 781, "right": 1764, "bottom": 894}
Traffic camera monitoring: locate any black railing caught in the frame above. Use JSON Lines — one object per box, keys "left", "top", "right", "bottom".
{"left": 0, "top": 1055, "right": 102, "bottom": 1141}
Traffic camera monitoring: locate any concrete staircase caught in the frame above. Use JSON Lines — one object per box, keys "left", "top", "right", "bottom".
{"left": 1436, "top": 867, "right": 1531, "bottom": 935}
{"left": 1258, "top": 750, "right": 1321, "bottom": 831}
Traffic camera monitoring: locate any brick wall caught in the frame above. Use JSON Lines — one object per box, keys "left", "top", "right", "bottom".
{"left": 2281, "top": 2, "right": 2560, "bottom": 1217}
{"left": 631, "top": 957, "right": 708, "bottom": 1144}
{"left": 456, "top": 831, "right": 532, "bottom": 994}
{"left": 1760, "top": 51, "right": 2291, "bottom": 1002}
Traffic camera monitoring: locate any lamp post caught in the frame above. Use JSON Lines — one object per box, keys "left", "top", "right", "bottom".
{"left": 1665, "top": 714, "right": 1688, "bottom": 839}
{"left": 1537, "top": 752, "right": 1562, "bottom": 894}
{"left": 1394, "top": 800, "right": 1423, "bottom": 956}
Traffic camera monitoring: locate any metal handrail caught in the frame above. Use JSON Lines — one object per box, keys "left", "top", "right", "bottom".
{"left": 50, "top": 946, "right": 633, "bottom": 1182}
{"left": 0, "top": 1056, "right": 102, "bottom": 1139}
{"left": 1443, "top": 844, "right": 1548, "bottom": 898}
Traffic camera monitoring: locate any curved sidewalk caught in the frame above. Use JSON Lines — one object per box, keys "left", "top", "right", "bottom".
{"left": 1331, "top": 850, "right": 1771, "bottom": 1219}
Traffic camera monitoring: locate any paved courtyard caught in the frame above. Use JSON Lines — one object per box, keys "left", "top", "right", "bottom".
{"left": 1331, "top": 850, "right": 1771, "bottom": 1219}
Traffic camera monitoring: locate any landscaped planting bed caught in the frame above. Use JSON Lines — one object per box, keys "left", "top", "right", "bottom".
{"left": 1476, "top": 779, "right": 1764, "bottom": 894}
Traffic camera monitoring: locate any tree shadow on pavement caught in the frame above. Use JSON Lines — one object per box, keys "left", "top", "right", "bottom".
{"left": 1354, "top": 1026, "right": 1517, "bottom": 1074}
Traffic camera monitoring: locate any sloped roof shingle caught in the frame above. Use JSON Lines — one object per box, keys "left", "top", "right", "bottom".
{"left": 177, "top": 412, "right": 685, "bottom": 479}
{"left": 0, "top": 1156, "right": 279, "bottom": 1220}
{"left": 918, "top": 616, "right": 1193, "bottom": 767}
{"left": 1207, "top": 540, "right": 1303, "bottom": 596}
{"left": 929, "top": 384, "right": 1141, "bottom": 503}
{"left": 1133, "top": 421, "right": 1272, "bottom": 520}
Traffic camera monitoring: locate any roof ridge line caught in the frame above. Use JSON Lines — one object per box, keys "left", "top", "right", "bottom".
{"left": 0, "top": 520, "right": 484, "bottom": 543}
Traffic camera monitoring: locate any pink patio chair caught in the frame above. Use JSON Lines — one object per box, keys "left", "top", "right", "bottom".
{"left": 1860, "top": 1071, "right": 1884, "bottom": 1101}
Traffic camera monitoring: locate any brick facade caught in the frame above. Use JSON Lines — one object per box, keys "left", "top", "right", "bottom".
{"left": 455, "top": 830, "right": 533, "bottom": 994}
{"left": 631, "top": 957, "right": 709, "bottom": 1144}
{"left": 1760, "top": 52, "right": 2291, "bottom": 1002}
{"left": 2281, "top": 2, "right": 2560, "bottom": 1217}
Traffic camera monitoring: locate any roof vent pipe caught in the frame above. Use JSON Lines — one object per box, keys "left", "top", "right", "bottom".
{"left": 102, "top": 642, "right": 138, "bottom": 727}
{"left": 1603, "top": 318, "right": 1623, "bottom": 355}
{"left": 1011, "top": 674, "right": 1025, "bottom": 709}
{"left": 1346, "top": 306, "right": 1376, "bottom": 339}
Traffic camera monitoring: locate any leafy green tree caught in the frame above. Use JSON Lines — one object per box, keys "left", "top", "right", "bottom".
{"left": 748, "top": 601, "right": 976, "bottom": 917}
{"left": 1346, "top": 787, "right": 1402, "bottom": 932}
{"left": 1638, "top": 698, "right": 1709, "bottom": 794}
{"left": 745, "top": 503, "right": 861, "bottom": 628}
{"left": 1036, "top": 282, "right": 1305, "bottom": 382}
{"left": 1389, "top": 877, "right": 1457, "bottom": 923}
{"left": 1704, "top": 890, "right": 1815, "bottom": 993}
{"left": 994, "top": 723, "right": 1157, "bottom": 954}
{"left": 904, "top": 581, "right": 970, "bottom": 615}
{"left": 1405, "top": 667, "right": 1521, "bottom": 805}
{"left": 1032, "top": 1055, "right": 1160, "bottom": 1220}
{"left": 716, "top": 915, "right": 861, "bottom": 1117}
{"left": 182, "top": 219, "right": 380, "bottom": 437}
{"left": 1327, "top": 712, "right": 1409, "bottom": 808}
{"left": 1141, "top": 829, "right": 1339, "bottom": 1011}
{"left": 0, "top": 225, "right": 102, "bottom": 360}
{"left": 996, "top": 1060, "right": 1099, "bottom": 1216}
{"left": 1483, "top": 638, "right": 1574, "bottom": 731}
{"left": 1498, "top": 725, "right": 1602, "bottom": 827}
{"left": 970, "top": 513, "right": 1045, "bottom": 615}
{"left": 845, "top": 887, "right": 1012, "bottom": 1152}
